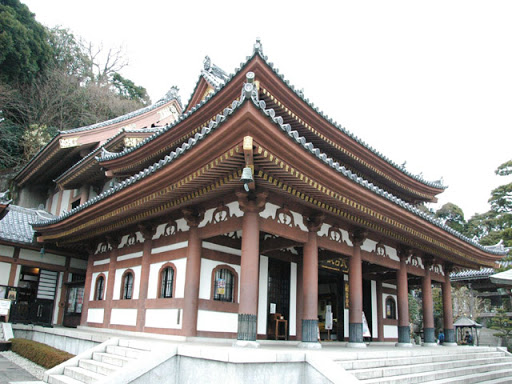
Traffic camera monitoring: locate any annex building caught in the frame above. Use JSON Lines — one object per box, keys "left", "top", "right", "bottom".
{"left": 0, "top": 41, "right": 506, "bottom": 348}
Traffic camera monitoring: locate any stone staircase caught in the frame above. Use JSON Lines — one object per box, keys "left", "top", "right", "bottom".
{"left": 44, "top": 338, "right": 177, "bottom": 384}
{"left": 337, "top": 346, "right": 512, "bottom": 384}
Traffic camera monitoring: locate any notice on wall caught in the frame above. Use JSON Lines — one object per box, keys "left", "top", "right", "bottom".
{"left": 0, "top": 299, "right": 11, "bottom": 316}
{"left": 270, "top": 303, "right": 276, "bottom": 314}
{"left": 216, "top": 279, "right": 226, "bottom": 295}
{"left": 362, "top": 311, "right": 371, "bottom": 337}
{"left": 325, "top": 305, "right": 333, "bottom": 330}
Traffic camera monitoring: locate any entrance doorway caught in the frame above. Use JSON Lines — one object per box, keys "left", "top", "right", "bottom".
{"left": 318, "top": 269, "right": 345, "bottom": 341}
{"left": 267, "top": 258, "right": 290, "bottom": 339}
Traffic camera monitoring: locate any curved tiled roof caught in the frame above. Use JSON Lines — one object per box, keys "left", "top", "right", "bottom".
{"left": 32, "top": 79, "right": 506, "bottom": 257}
{"left": 101, "top": 43, "right": 446, "bottom": 191}
{"left": 0, "top": 205, "right": 55, "bottom": 244}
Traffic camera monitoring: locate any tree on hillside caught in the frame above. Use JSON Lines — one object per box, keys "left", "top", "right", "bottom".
{"left": 0, "top": 2, "right": 151, "bottom": 172}
{"left": 0, "top": 0, "right": 52, "bottom": 84}
{"left": 435, "top": 203, "right": 466, "bottom": 233}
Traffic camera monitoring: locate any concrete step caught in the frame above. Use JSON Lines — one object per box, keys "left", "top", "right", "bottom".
{"left": 361, "top": 361, "right": 512, "bottom": 384}
{"left": 105, "top": 344, "right": 148, "bottom": 359}
{"left": 118, "top": 338, "right": 153, "bottom": 351}
{"left": 351, "top": 356, "right": 512, "bottom": 380}
{"left": 47, "top": 374, "right": 84, "bottom": 384}
{"left": 339, "top": 351, "right": 506, "bottom": 370}
{"left": 92, "top": 351, "right": 135, "bottom": 367}
{"left": 422, "top": 367, "right": 512, "bottom": 384}
{"left": 63, "top": 366, "right": 105, "bottom": 384}
{"left": 79, "top": 359, "right": 120, "bottom": 376}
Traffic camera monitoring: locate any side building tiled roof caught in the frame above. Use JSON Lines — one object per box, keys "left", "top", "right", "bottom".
{"left": 0, "top": 205, "right": 55, "bottom": 245}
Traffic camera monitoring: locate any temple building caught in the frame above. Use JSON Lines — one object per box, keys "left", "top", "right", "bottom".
{"left": 0, "top": 41, "right": 506, "bottom": 347}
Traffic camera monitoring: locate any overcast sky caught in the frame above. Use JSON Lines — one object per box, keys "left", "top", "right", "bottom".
{"left": 22, "top": 0, "right": 512, "bottom": 220}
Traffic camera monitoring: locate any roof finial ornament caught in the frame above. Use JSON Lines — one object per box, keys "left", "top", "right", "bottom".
{"left": 165, "top": 85, "right": 180, "bottom": 101}
{"left": 253, "top": 38, "right": 263, "bottom": 55}
{"left": 203, "top": 55, "right": 211, "bottom": 71}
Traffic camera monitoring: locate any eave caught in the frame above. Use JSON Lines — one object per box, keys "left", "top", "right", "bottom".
{"left": 34, "top": 93, "right": 503, "bottom": 269}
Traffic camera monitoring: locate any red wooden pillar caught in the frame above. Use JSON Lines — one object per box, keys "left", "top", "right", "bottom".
{"left": 301, "top": 214, "right": 323, "bottom": 346}
{"left": 236, "top": 192, "right": 266, "bottom": 343}
{"left": 442, "top": 263, "right": 456, "bottom": 345}
{"left": 396, "top": 249, "right": 411, "bottom": 346}
{"left": 422, "top": 257, "right": 436, "bottom": 345}
{"left": 80, "top": 247, "right": 95, "bottom": 326}
{"left": 136, "top": 225, "right": 156, "bottom": 332}
{"left": 182, "top": 208, "right": 204, "bottom": 337}
{"left": 347, "top": 230, "right": 366, "bottom": 347}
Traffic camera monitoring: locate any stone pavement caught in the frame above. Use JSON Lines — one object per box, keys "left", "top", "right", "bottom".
{"left": 0, "top": 354, "right": 41, "bottom": 384}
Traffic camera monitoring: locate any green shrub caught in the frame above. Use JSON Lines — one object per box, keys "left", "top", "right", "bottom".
{"left": 10, "top": 338, "right": 74, "bottom": 369}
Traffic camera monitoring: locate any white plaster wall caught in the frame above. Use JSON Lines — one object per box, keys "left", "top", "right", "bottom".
{"left": 113, "top": 266, "right": 141, "bottom": 300}
{"left": 260, "top": 202, "right": 279, "bottom": 220}
{"left": 87, "top": 308, "right": 104, "bottom": 323}
{"left": 90, "top": 272, "right": 108, "bottom": 301}
{"left": 151, "top": 241, "right": 188, "bottom": 255}
{"left": 371, "top": 280, "right": 378, "bottom": 339}
{"left": 0, "top": 262, "right": 11, "bottom": 285}
{"left": 19, "top": 249, "right": 66, "bottom": 266}
{"left": 60, "top": 189, "right": 72, "bottom": 215}
{"left": 382, "top": 283, "right": 397, "bottom": 289}
{"left": 176, "top": 218, "right": 189, "bottom": 232}
{"left": 196, "top": 310, "right": 238, "bottom": 333}
{"left": 199, "top": 258, "right": 241, "bottom": 300}
{"left": 147, "top": 258, "right": 187, "bottom": 299}
{"left": 145, "top": 309, "right": 182, "bottom": 329}
{"left": 344, "top": 309, "right": 349, "bottom": 338}
{"left": 50, "top": 192, "right": 59, "bottom": 215}
{"left": 110, "top": 308, "right": 137, "bottom": 326}
{"left": 13, "top": 265, "right": 21, "bottom": 286}
{"left": 0, "top": 245, "right": 14, "bottom": 258}
{"left": 386, "top": 246, "right": 399, "bottom": 261}
{"left": 202, "top": 242, "right": 241, "bottom": 256}
{"left": 52, "top": 272, "right": 63, "bottom": 324}
{"left": 117, "top": 251, "right": 143, "bottom": 262}
{"left": 70, "top": 258, "right": 87, "bottom": 270}
{"left": 384, "top": 324, "right": 398, "bottom": 338}
{"left": 361, "top": 239, "right": 378, "bottom": 253}
{"left": 93, "top": 258, "right": 110, "bottom": 266}
{"left": 257, "top": 256, "right": 268, "bottom": 335}
{"left": 289, "top": 262, "right": 297, "bottom": 337}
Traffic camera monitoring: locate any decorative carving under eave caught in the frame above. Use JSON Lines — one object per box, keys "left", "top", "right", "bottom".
{"left": 430, "top": 263, "right": 443, "bottom": 275}
{"left": 137, "top": 223, "right": 157, "bottom": 241}
{"left": 327, "top": 225, "right": 344, "bottom": 243}
{"left": 97, "top": 241, "right": 112, "bottom": 254}
{"left": 349, "top": 228, "right": 368, "bottom": 246}
{"left": 162, "top": 219, "right": 178, "bottom": 237}
{"left": 374, "top": 241, "right": 388, "bottom": 258}
{"left": 182, "top": 206, "right": 205, "bottom": 227}
{"left": 125, "top": 233, "right": 138, "bottom": 247}
{"left": 59, "top": 137, "right": 79, "bottom": 148}
{"left": 276, "top": 205, "right": 295, "bottom": 227}
{"left": 407, "top": 254, "right": 422, "bottom": 268}
{"left": 237, "top": 190, "right": 268, "bottom": 214}
{"left": 304, "top": 212, "right": 325, "bottom": 233}
{"left": 212, "top": 202, "right": 231, "bottom": 224}
{"left": 224, "top": 231, "right": 240, "bottom": 240}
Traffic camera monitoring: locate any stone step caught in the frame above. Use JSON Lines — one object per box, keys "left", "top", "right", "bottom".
{"left": 360, "top": 361, "right": 512, "bottom": 384}
{"left": 79, "top": 359, "right": 120, "bottom": 376}
{"left": 339, "top": 351, "right": 506, "bottom": 370}
{"left": 92, "top": 351, "right": 135, "bottom": 367}
{"left": 63, "top": 366, "right": 105, "bottom": 384}
{"left": 105, "top": 344, "right": 147, "bottom": 359}
{"left": 351, "top": 356, "right": 512, "bottom": 380}
{"left": 47, "top": 374, "right": 84, "bottom": 384}
{"left": 118, "top": 339, "right": 153, "bottom": 351}
{"left": 422, "top": 367, "right": 512, "bottom": 384}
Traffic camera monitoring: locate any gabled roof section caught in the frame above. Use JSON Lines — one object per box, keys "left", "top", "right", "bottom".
{"left": 0, "top": 205, "right": 55, "bottom": 245}
{"left": 13, "top": 92, "right": 182, "bottom": 188}
{"left": 184, "top": 56, "right": 230, "bottom": 112}
{"left": 96, "top": 41, "right": 445, "bottom": 203}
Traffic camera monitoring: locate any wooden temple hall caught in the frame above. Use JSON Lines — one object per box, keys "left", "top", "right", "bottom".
{"left": 1, "top": 40, "right": 506, "bottom": 348}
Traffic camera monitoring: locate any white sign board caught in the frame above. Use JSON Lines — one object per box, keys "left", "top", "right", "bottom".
{"left": 325, "top": 305, "right": 333, "bottom": 330}
{"left": 362, "top": 311, "right": 371, "bottom": 337}
{"left": 0, "top": 299, "right": 11, "bottom": 316}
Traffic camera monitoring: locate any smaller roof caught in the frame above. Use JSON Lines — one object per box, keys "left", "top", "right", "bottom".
{"left": 0, "top": 205, "right": 55, "bottom": 245}
{"left": 490, "top": 268, "right": 512, "bottom": 286}
{"left": 453, "top": 316, "right": 482, "bottom": 328}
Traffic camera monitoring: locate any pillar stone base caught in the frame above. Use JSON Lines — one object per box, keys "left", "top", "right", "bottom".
{"left": 302, "top": 319, "right": 319, "bottom": 343}
{"left": 395, "top": 342, "right": 413, "bottom": 348}
{"left": 349, "top": 322, "right": 364, "bottom": 344}
{"left": 398, "top": 325, "right": 411, "bottom": 344}
{"left": 445, "top": 328, "right": 455, "bottom": 344}
{"left": 424, "top": 327, "right": 435, "bottom": 344}
{"left": 298, "top": 341, "right": 322, "bottom": 349}
{"left": 347, "top": 342, "right": 367, "bottom": 348}
{"left": 233, "top": 340, "right": 260, "bottom": 348}
{"left": 237, "top": 314, "right": 257, "bottom": 341}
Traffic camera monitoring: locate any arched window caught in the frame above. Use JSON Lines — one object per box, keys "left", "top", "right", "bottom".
{"left": 159, "top": 264, "right": 176, "bottom": 298}
{"left": 385, "top": 296, "right": 397, "bottom": 319}
{"left": 121, "top": 270, "right": 134, "bottom": 299}
{"left": 212, "top": 266, "right": 237, "bottom": 303}
{"left": 95, "top": 275, "right": 105, "bottom": 301}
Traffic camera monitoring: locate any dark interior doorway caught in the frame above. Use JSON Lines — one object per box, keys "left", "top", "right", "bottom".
{"left": 267, "top": 258, "right": 290, "bottom": 339}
